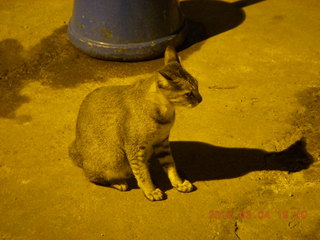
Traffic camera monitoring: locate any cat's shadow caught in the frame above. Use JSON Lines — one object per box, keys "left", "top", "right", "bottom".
{"left": 146, "top": 138, "right": 314, "bottom": 192}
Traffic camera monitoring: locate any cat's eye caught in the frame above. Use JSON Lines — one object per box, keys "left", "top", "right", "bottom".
{"left": 184, "top": 92, "right": 193, "bottom": 97}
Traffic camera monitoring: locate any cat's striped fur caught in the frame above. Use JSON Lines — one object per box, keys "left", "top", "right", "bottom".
{"left": 69, "top": 46, "right": 202, "bottom": 201}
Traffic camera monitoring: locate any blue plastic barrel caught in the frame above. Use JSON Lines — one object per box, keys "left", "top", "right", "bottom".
{"left": 68, "top": 0, "right": 187, "bottom": 61}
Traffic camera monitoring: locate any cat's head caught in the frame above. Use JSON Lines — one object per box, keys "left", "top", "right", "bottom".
{"left": 157, "top": 46, "right": 202, "bottom": 108}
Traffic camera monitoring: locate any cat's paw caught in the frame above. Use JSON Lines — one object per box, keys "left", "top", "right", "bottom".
{"left": 145, "top": 188, "right": 165, "bottom": 201}
{"left": 111, "top": 181, "right": 128, "bottom": 191}
{"left": 175, "top": 180, "right": 194, "bottom": 193}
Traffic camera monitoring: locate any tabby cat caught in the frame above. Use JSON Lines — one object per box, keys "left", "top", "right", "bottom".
{"left": 69, "top": 46, "right": 202, "bottom": 201}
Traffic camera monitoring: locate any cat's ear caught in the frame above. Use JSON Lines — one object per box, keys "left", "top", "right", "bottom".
{"left": 157, "top": 72, "right": 171, "bottom": 89}
{"left": 164, "top": 45, "right": 181, "bottom": 65}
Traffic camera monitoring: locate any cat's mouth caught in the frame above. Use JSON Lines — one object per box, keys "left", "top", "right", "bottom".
{"left": 187, "top": 103, "right": 198, "bottom": 108}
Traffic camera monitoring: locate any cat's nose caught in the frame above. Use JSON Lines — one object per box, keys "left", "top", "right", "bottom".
{"left": 197, "top": 94, "right": 202, "bottom": 104}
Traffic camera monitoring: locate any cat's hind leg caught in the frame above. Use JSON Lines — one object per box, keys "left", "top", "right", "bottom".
{"left": 102, "top": 157, "right": 132, "bottom": 191}
{"left": 84, "top": 170, "right": 129, "bottom": 191}
{"left": 110, "top": 179, "right": 128, "bottom": 191}
{"left": 81, "top": 149, "right": 131, "bottom": 190}
{"left": 154, "top": 139, "right": 194, "bottom": 193}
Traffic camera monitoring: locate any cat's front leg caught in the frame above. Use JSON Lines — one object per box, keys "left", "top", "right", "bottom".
{"left": 154, "top": 140, "right": 194, "bottom": 193}
{"left": 128, "top": 147, "right": 165, "bottom": 201}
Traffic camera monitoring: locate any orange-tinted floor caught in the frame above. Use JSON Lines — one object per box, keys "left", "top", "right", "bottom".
{"left": 0, "top": 0, "right": 319, "bottom": 239}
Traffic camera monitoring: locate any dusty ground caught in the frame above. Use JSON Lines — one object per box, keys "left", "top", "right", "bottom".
{"left": 0, "top": 0, "right": 319, "bottom": 239}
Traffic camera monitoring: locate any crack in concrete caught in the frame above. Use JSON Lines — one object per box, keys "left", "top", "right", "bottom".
{"left": 234, "top": 221, "right": 241, "bottom": 240}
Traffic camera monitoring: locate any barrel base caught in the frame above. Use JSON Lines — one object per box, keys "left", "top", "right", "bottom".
{"left": 68, "top": 22, "right": 188, "bottom": 61}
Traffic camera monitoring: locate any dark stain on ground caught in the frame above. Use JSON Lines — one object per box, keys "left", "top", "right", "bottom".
{"left": 294, "top": 87, "right": 320, "bottom": 160}
{"left": 0, "top": 25, "right": 162, "bottom": 119}
{"left": 293, "top": 87, "right": 320, "bottom": 181}
{"left": 0, "top": 39, "right": 30, "bottom": 119}
{"left": 272, "top": 15, "right": 285, "bottom": 22}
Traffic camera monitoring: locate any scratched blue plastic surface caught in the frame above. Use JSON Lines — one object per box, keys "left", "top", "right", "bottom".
{"left": 68, "top": 0, "right": 187, "bottom": 61}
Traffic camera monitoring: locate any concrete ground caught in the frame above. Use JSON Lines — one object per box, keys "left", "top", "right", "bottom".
{"left": 0, "top": 0, "right": 319, "bottom": 239}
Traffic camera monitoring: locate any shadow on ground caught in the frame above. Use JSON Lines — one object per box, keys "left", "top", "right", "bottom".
{"left": 180, "top": 0, "right": 265, "bottom": 51}
{"left": 0, "top": 0, "right": 265, "bottom": 120}
{"left": 148, "top": 138, "right": 313, "bottom": 191}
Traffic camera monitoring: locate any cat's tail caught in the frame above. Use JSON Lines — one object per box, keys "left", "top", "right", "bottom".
{"left": 68, "top": 140, "right": 83, "bottom": 168}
